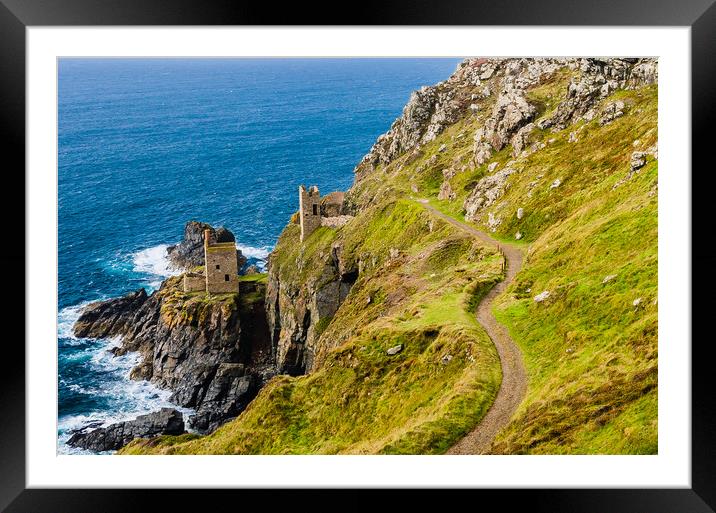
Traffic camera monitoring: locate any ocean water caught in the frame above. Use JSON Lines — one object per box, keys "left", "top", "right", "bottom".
{"left": 57, "top": 57, "right": 462, "bottom": 453}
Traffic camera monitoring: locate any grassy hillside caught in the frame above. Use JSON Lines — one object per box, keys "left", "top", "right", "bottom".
{"left": 122, "top": 199, "right": 504, "bottom": 454}
{"left": 122, "top": 60, "right": 658, "bottom": 455}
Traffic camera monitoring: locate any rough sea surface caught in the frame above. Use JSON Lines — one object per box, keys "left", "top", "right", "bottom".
{"left": 57, "top": 58, "right": 461, "bottom": 453}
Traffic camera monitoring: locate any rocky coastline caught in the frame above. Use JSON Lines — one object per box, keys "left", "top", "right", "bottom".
{"left": 68, "top": 222, "right": 274, "bottom": 451}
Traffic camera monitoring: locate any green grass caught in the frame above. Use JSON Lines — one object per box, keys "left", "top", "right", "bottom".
{"left": 122, "top": 200, "right": 503, "bottom": 455}
{"left": 121, "top": 69, "right": 657, "bottom": 455}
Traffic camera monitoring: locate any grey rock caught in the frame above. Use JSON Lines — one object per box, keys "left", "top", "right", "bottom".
{"left": 167, "top": 221, "right": 247, "bottom": 271}
{"left": 630, "top": 151, "right": 647, "bottom": 171}
{"left": 438, "top": 180, "right": 456, "bottom": 201}
{"left": 599, "top": 100, "right": 626, "bottom": 125}
{"left": 463, "top": 167, "right": 518, "bottom": 221}
{"left": 517, "top": 207, "right": 524, "bottom": 219}
{"left": 533, "top": 290, "right": 551, "bottom": 302}
{"left": 387, "top": 344, "right": 404, "bottom": 356}
{"left": 67, "top": 408, "right": 185, "bottom": 452}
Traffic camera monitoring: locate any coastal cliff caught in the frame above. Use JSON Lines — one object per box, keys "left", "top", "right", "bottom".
{"left": 122, "top": 57, "right": 658, "bottom": 455}
{"left": 72, "top": 225, "right": 273, "bottom": 438}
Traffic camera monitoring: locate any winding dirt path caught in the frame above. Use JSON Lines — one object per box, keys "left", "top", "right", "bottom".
{"left": 417, "top": 200, "right": 527, "bottom": 454}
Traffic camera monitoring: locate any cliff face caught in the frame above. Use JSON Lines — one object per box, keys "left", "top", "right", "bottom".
{"left": 265, "top": 231, "right": 356, "bottom": 375}
{"left": 75, "top": 272, "right": 272, "bottom": 433}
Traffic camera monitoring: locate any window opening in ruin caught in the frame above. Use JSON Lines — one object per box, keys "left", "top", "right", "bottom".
{"left": 224, "top": 274, "right": 229, "bottom": 281}
{"left": 312, "top": 204, "right": 318, "bottom": 215}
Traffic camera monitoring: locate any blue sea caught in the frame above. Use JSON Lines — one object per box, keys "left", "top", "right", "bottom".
{"left": 57, "top": 57, "right": 462, "bottom": 453}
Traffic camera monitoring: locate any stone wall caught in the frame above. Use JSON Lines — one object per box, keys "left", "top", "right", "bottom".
{"left": 204, "top": 230, "right": 239, "bottom": 294}
{"left": 183, "top": 273, "right": 206, "bottom": 293}
{"left": 299, "top": 185, "right": 321, "bottom": 241}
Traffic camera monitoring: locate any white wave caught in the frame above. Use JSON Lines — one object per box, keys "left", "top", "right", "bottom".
{"left": 132, "top": 244, "right": 182, "bottom": 278}
{"left": 236, "top": 243, "right": 272, "bottom": 261}
{"left": 58, "top": 332, "right": 195, "bottom": 455}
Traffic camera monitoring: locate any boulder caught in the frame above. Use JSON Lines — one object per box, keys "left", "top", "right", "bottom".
{"left": 386, "top": 344, "right": 404, "bottom": 356}
{"left": 533, "top": 290, "right": 551, "bottom": 303}
{"left": 438, "top": 180, "right": 457, "bottom": 201}
{"left": 599, "top": 100, "right": 626, "bottom": 125}
{"left": 630, "top": 151, "right": 647, "bottom": 172}
{"left": 67, "top": 408, "right": 185, "bottom": 452}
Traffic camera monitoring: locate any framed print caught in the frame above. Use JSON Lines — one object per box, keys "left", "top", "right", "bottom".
{"left": 2, "top": 0, "right": 714, "bottom": 511}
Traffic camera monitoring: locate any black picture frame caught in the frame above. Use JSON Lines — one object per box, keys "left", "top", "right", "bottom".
{"left": 2, "top": 1, "right": 713, "bottom": 511}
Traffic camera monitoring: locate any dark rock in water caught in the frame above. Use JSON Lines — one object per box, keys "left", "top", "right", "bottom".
{"left": 73, "top": 288, "right": 148, "bottom": 339}
{"left": 67, "top": 408, "right": 185, "bottom": 452}
{"left": 166, "top": 221, "right": 247, "bottom": 271}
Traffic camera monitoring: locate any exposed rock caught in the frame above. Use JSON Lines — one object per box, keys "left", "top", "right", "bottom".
{"left": 568, "top": 131, "right": 578, "bottom": 143}
{"left": 438, "top": 144, "right": 447, "bottom": 152}
{"left": 73, "top": 273, "right": 273, "bottom": 433}
{"left": 73, "top": 288, "right": 148, "bottom": 339}
{"left": 67, "top": 408, "right": 184, "bottom": 452}
{"left": 630, "top": 151, "right": 647, "bottom": 171}
{"left": 487, "top": 162, "right": 499, "bottom": 173}
{"left": 463, "top": 167, "right": 518, "bottom": 222}
{"left": 633, "top": 297, "right": 643, "bottom": 307}
{"left": 533, "top": 290, "right": 551, "bottom": 303}
{"left": 487, "top": 212, "right": 502, "bottom": 232}
{"left": 441, "top": 354, "right": 453, "bottom": 364}
{"left": 438, "top": 180, "right": 456, "bottom": 201}
{"left": 188, "top": 364, "right": 255, "bottom": 432}
{"left": 266, "top": 238, "right": 358, "bottom": 375}
{"left": 386, "top": 344, "right": 404, "bottom": 356}
{"left": 538, "top": 58, "right": 657, "bottom": 131}
{"left": 473, "top": 89, "right": 536, "bottom": 165}
{"left": 550, "top": 179, "right": 562, "bottom": 189}
{"left": 602, "top": 274, "right": 617, "bottom": 284}
{"left": 599, "top": 100, "right": 626, "bottom": 125}
{"left": 167, "top": 221, "right": 247, "bottom": 271}
{"left": 245, "top": 265, "right": 260, "bottom": 275}
{"left": 511, "top": 123, "right": 535, "bottom": 156}
{"left": 515, "top": 232, "right": 523, "bottom": 240}
{"left": 517, "top": 207, "right": 524, "bottom": 219}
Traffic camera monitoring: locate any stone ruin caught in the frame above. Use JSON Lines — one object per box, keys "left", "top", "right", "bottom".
{"left": 298, "top": 185, "right": 352, "bottom": 241}
{"left": 183, "top": 229, "right": 240, "bottom": 294}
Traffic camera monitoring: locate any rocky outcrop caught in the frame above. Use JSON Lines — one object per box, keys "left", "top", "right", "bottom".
{"left": 537, "top": 58, "right": 657, "bottom": 131}
{"left": 73, "top": 288, "right": 149, "bottom": 339}
{"left": 73, "top": 275, "right": 273, "bottom": 433}
{"left": 67, "top": 408, "right": 184, "bottom": 452}
{"left": 463, "top": 166, "right": 518, "bottom": 222}
{"left": 473, "top": 90, "right": 536, "bottom": 165}
{"left": 599, "top": 100, "right": 626, "bottom": 125}
{"left": 167, "top": 221, "right": 247, "bottom": 271}
{"left": 265, "top": 241, "right": 357, "bottom": 375}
